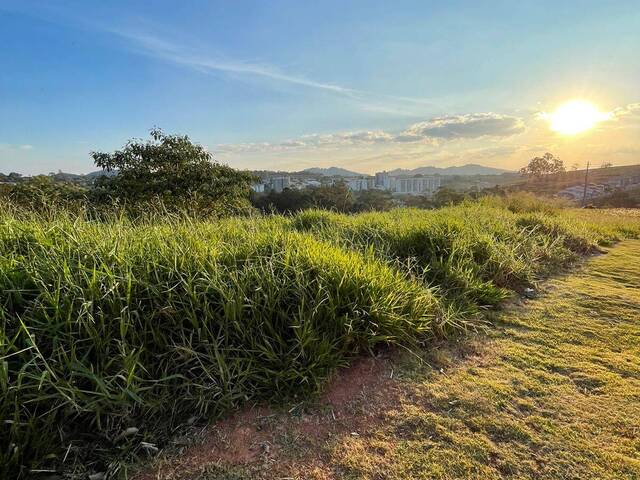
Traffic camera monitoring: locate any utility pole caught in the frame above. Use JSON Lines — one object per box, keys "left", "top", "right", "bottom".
{"left": 581, "top": 161, "right": 590, "bottom": 207}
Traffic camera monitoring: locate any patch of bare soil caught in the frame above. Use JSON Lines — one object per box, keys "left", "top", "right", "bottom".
{"left": 135, "top": 352, "right": 408, "bottom": 480}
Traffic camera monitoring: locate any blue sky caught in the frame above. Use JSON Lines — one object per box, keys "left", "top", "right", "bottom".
{"left": 1, "top": 0, "right": 639, "bottom": 174}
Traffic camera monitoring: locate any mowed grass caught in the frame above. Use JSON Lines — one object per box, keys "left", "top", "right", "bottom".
{"left": 324, "top": 240, "right": 640, "bottom": 480}
{"left": 1, "top": 196, "right": 639, "bottom": 478}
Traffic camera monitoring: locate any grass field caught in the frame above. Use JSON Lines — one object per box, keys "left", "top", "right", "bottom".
{"left": 144, "top": 239, "right": 640, "bottom": 480}
{"left": 1, "top": 195, "right": 639, "bottom": 478}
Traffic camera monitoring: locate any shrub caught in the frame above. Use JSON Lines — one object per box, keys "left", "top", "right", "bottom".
{"left": 90, "top": 128, "right": 256, "bottom": 217}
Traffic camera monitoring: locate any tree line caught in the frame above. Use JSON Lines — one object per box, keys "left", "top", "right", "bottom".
{"left": 1, "top": 129, "right": 484, "bottom": 216}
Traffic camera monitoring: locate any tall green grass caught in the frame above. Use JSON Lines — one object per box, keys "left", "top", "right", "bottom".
{"left": 1, "top": 195, "right": 639, "bottom": 478}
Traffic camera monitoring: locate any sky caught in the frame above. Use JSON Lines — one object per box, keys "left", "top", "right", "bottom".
{"left": 0, "top": 0, "right": 639, "bottom": 175}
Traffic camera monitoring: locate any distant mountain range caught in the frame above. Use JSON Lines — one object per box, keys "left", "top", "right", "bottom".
{"left": 300, "top": 167, "right": 366, "bottom": 177}
{"left": 301, "top": 164, "right": 511, "bottom": 177}
{"left": 387, "top": 164, "right": 512, "bottom": 176}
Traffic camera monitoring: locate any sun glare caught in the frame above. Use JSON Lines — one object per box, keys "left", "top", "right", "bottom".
{"left": 547, "top": 100, "right": 610, "bottom": 135}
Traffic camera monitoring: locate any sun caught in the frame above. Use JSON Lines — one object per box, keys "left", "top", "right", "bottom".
{"left": 547, "top": 100, "right": 610, "bottom": 135}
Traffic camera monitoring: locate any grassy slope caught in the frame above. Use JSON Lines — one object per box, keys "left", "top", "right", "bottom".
{"left": 350, "top": 240, "right": 640, "bottom": 479}
{"left": 176, "top": 239, "right": 640, "bottom": 480}
{"left": 2, "top": 200, "right": 639, "bottom": 478}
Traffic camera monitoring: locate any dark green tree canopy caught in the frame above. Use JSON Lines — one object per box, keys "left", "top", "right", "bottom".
{"left": 252, "top": 187, "right": 314, "bottom": 214}
{"left": 432, "top": 186, "right": 466, "bottom": 207}
{"left": 353, "top": 189, "right": 395, "bottom": 212}
{"left": 91, "top": 128, "right": 255, "bottom": 216}
{"left": 310, "top": 181, "right": 354, "bottom": 212}
{"left": 0, "top": 175, "right": 87, "bottom": 212}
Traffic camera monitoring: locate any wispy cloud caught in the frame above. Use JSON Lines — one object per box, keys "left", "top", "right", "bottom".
{"left": 107, "top": 28, "right": 436, "bottom": 114}
{"left": 0, "top": 144, "right": 34, "bottom": 151}
{"left": 612, "top": 102, "right": 640, "bottom": 125}
{"left": 112, "top": 29, "right": 356, "bottom": 95}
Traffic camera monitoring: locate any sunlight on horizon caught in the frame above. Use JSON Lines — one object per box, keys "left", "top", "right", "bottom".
{"left": 546, "top": 100, "right": 611, "bottom": 135}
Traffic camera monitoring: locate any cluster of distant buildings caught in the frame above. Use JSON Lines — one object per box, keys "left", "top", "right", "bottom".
{"left": 557, "top": 174, "right": 640, "bottom": 201}
{"left": 252, "top": 171, "right": 442, "bottom": 196}
{"left": 250, "top": 176, "right": 293, "bottom": 193}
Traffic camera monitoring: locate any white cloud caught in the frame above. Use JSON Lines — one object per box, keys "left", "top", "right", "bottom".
{"left": 300, "top": 130, "right": 395, "bottom": 146}
{"left": 214, "top": 112, "right": 525, "bottom": 154}
{"left": 401, "top": 113, "right": 525, "bottom": 140}
{"left": 216, "top": 130, "right": 400, "bottom": 153}
{"left": 612, "top": 102, "right": 640, "bottom": 125}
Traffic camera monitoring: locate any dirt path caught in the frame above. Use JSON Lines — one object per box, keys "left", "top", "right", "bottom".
{"left": 138, "top": 241, "right": 640, "bottom": 480}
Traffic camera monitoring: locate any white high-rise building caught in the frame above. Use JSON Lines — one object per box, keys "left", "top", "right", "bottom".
{"left": 269, "top": 176, "right": 291, "bottom": 192}
{"left": 347, "top": 177, "right": 375, "bottom": 191}
{"left": 375, "top": 171, "right": 391, "bottom": 189}
{"left": 373, "top": 171, "right": 440, "bottom": 196}
{"left": 394, "top": 176, "right": 441, "bottom": 196}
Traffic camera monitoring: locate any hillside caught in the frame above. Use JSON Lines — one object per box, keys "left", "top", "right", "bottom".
{"left": 2, "top": 198, "right": 640, "bottom": 478}
{"left": 510, "top": 164, "right": 640, "bottom": 196}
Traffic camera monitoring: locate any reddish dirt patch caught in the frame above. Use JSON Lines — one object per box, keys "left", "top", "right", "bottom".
{"left": 135, "top": 406, "right": 276, "bottom": 480}
{"left": 323, "top": 357, "right": 387, "bottom": 410}
{"left": 135, "top": 353, "right": 404, "bottom": 479}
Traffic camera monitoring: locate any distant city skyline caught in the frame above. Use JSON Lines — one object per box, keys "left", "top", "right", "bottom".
{"left": 1, "top": 1, "right": 639, "bottom": 175}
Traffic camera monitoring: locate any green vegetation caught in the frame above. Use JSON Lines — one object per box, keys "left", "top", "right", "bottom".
{"left": 134, "top": 236, "right": 640, "bottom": 480}
{"left": 251, "top": 183, "right": 480, "bottom": 214}
{"left": 593, "top": 186, "right": 640, "bottom": 208}
{"left": 1, "top": 129, "right": 256, "bottom": 218}
{"left": 251, "top": 181, "right": 357, "bottom": 214}
{"left": 91, "top": 128, "right": 255, "bottom": 217}
{"left": 1, "top": 195, "right": 639, "bottom": 478}
{"left": 323, "top": 239, "right": 640, "bottom": 480}
{"left": 0, "top": 176, "right": 87, "bottom": 212}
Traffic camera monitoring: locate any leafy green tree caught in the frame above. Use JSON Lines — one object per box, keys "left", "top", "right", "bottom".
{"left": 519, "top": 153, "right": 565, "bottom": 179}
{"left": 252, "top": 187, "right": 314, "bottom": 214}
{"left": 433, "top": 187, "right": 466, "bottom": 207}
{"left": 353, "top": 189, "right": 394, "bottom": 212}
{"left": 480, "top": 185, "right": 509, "bottom": 197}
{"left": 0, "top": 172, "right": 24, "bottom": 183}
{"left": 8, "top": 172, "right": 23, "bottom": 182}
{"left": 403, "top": 194, "right": 435, "bottom": 209}
{"left": 91, "top": 128, "right": 255, "bottom": 216}
{"left": 310, "top": 181, "right": 354, "bottom": 212}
